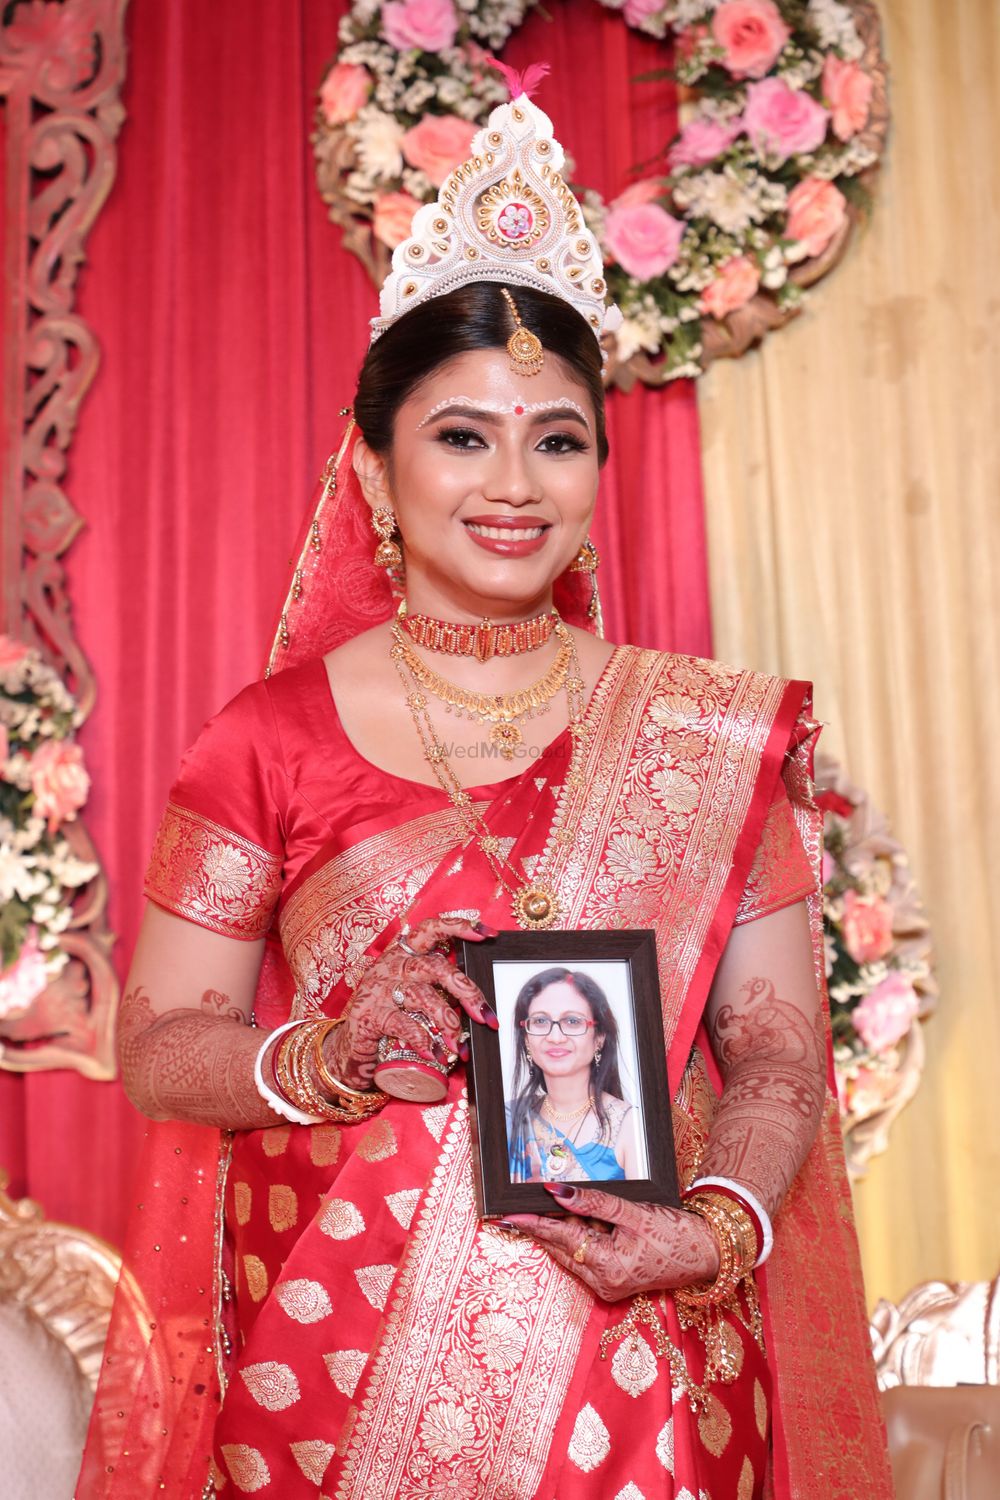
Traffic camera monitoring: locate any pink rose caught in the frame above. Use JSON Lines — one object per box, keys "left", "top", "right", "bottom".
{"left": 29, "top": 738, "right": 90, "bottom": 832}
{"left": 319, "top": 63, "right": 372, "bottom": 126}
{"left": 382, "top": 0, "right": 458, "bottom": 53}
{"left": 0, "top": 636, "right": 31, "bottom": 672}
{"left": 712, "top": 0, "right": 790, "bottom": 80}
{"left": 669, "top": 115, "right": 743, "bottom": 170}
{"left": 786, "top": 175, "right": 847, "bottom": 258}
{"left": 604, "top": 201, "right": 684, "bottom": 281}
{"left": 699, "top": 254, "right": 760, "bottom": 319}
{"left": 822, "top": 850, "right": 836, "bottom": 885}
{"left": 373, "top": 190, "right": 422, "bottom": 248}
{"left": 840, "top": 890, "right": 893, "bottom": 964}
{"left": 852, "top": 973, "right": 919, "bottom": 1055}
{"left": 822, "top": 54, "right": 873, "bottom": 142}
{"left": 401, "top": 113, "right": 477, "bottom": 187}
{"left": 0, "top": 932, "right": 49, "bottom": 1021}
{"left": 743, "top": 77, "right": 829, "bottom": 165}
{"left": 623, "top": 0, "right": 664, "bottom": 25}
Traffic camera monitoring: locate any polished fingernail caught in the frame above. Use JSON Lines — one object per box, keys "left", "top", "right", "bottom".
{"left": 497, "top": 1220, "right": 520, "bottom": 1233}
{"left": 482, "top": 1004, "right": 500, "bottom": 1031}
{"left": 543, "top": 1182, "right": 575, "bottom": 1200}
{"left": 458, "top": 1039, "right": 470, "bottom": 1062}
{"left": 473, "top": 922, "right": 499, "bottom": 937}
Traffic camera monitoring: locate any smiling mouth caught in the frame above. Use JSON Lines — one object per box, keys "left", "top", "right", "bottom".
{"left": 464, "top": 522, "right": 548, "bottom": 541}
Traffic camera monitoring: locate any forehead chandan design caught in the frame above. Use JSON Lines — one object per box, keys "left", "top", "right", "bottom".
{"left": 415, "top": 396, "right": 592, "bottom": 431}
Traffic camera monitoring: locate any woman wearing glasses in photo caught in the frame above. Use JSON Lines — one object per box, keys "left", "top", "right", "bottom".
{"left": 507, "top": 968, "right": 640, "bottom": 1182}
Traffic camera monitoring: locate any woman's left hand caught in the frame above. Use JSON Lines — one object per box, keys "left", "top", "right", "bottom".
{"left": 503, "top": 1183, "right": 719, "bottom": 1302}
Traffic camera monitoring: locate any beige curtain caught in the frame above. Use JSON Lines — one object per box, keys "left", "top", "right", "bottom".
{"left": 698, "top": 0, "right": 1000, "bottom": 1303}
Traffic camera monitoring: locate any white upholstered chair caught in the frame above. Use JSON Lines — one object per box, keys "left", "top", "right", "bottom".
{"left": 0, "top": 1177, "right": 122, "bottom": 1500}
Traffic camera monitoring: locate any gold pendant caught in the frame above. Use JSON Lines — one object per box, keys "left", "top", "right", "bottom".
{"left": 514, "top": 885, "right": 560, "bottom": 930}
{"left": 490, "top": 722, "right": 523, "bottom": 759}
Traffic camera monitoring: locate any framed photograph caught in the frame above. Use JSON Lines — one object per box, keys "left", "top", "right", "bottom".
{"left": 460, "top": 929, "right": 679, "bottom": 1218}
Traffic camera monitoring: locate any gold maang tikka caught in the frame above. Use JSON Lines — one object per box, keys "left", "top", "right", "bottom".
{"left": 500, "top": 288, "right": 544, "bottom": 377}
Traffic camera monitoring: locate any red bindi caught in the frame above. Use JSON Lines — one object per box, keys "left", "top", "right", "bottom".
{"left": 514, "top": 405, "right": 524, "bottom": 415}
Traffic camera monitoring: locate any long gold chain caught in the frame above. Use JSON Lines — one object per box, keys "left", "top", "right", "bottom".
{"left": 393, "top": 627, "right": 571, "bottom": 759}
{"left": 390, "top": 617, "right": 588, "bottom": 930}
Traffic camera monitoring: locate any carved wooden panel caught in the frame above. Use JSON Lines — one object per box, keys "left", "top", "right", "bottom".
{"left": 0, "top": 0, "right": 130, "bottom": 1077}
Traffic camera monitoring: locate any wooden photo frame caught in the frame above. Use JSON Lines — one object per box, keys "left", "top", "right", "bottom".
{"left": 460, "top": 929, "right": 679, "bottom": 1218}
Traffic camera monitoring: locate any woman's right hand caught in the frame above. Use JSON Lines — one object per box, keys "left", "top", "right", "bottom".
{"left": 324, "top": 915, "right": 498, "bottom": 1091}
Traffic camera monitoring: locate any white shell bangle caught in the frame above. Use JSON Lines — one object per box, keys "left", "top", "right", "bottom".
{"left": 690, "top": 1175, "right": 774, "bottom": 1267}
{"left": 253, "top": 1019, "right": 325, "bottom": 1126}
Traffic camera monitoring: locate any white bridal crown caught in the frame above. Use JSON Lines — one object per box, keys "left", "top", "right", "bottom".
{"left": 371, "top": 67, "right": 622, "bottom": 352}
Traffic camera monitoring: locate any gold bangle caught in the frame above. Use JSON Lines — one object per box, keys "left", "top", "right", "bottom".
{"left": 675, "top": 1192, "right": 754, "bottom": 1309}
{"left": 313, "top": 1017, "right": 379, "bottom": 1100}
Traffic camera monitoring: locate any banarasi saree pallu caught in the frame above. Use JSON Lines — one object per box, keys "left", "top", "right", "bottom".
{"left": 78, "top": 646, "right": 893, "bottom": 1500}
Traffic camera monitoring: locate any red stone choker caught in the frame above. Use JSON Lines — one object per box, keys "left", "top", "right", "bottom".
{"left": 398, "top": 604, "right": 557, "bottom": 662}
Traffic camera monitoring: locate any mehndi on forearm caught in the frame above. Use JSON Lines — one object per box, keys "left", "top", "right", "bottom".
{"left": 118, "top": 986, "right": 279, "bottom": 1129}
{"left": 699, "top": 976, "right": 827, "bottom": 1218}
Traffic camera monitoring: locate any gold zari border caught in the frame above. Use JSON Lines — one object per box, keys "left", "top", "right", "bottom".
{"left": 145, "top": 802, "right": 282, "bottom": 941}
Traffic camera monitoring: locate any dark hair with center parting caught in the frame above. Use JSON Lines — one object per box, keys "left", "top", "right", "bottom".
{"left": 353, "top": 281, "right": 609, "bottom": 465}
{"left": 508, "top": 967, "right": 624, "bottom": 1156}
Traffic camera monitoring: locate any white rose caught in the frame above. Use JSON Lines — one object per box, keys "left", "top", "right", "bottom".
{"left": 350, "top": 108, "right": 405, "bottom": 182}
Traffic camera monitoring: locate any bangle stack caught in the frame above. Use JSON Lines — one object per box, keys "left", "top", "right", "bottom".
{"left": 685, "top": 1175, "right": 774, "bottom": 1267}
{"left": 254, "top": 1018, "right": 387, "bottom": 1125}
{"left": 675, "top": 1191, "right": 758, "bottom": 1310}
{"left": 671, "top": 1188, "right": 766, "bottom": 1385}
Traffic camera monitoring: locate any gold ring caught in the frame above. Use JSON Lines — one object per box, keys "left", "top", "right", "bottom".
{"left": 572, "top": 1232, "right": 589, "bottom": 1265}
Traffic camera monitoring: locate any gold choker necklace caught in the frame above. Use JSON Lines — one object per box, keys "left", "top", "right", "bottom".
{"left": 399, "top": 603, "right": 556, "bottom": 662}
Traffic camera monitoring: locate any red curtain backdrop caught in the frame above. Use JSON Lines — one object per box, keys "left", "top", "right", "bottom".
{"left": 0, "top": 0, "right": 711, "bottom": 1247}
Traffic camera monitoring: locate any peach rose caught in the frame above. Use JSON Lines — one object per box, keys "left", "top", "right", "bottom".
{"left": 822, "top": 54, "right": 873, "bottom": 142}
{"left": 29, "top": 738, "right": 90, "bottom": 832}
{"left": 786, "top": 175, "right": 847, "bottom": 258}
{"left": 604, "top": 201, "right": 684, "bottom": 281}
{"left": 669, "top": 115, "right": 743, "bottom": 170}
{"left": 699, "top": 254, "right": 760, "bottom": 319}
{"left": 0, "top": 932, "right": 49, "bottom": 1021}
{"left": 319, "top": 63, "right": 372, "bottom": 126}
{"left": 401, "top": 113, "right": 477, "bottom": 187}
{"left": 382, "top": 0, "right": 458, "bottom": 53}
{"left": 743, "top": 77, "right": 829, "bottom": 165}
{"left": 610, "top": 178, "right": 665, "bottom": 211}
{"left": 0, "top": 636, "right": 31, "bottom": 672}
{"left": 712, "top": 0, "right": 790, "bottom": 80}
{"left": 840, "top": 890, "right": 893, "bottom": 964}
{"left": 852, "top": 973, "right": 919, "bottom": 1055}
{"left": 373, "top": 190, "right": 422, "bottom": 248}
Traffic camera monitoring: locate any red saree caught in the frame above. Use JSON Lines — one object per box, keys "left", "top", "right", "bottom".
{"left": 80, "top": 642, "right": 892, "bottom": 1499}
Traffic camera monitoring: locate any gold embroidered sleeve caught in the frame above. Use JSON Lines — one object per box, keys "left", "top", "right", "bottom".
{"left": 733, "top": 791, "right": 816, "bottom": 926}
{"left": 144, "top": 802, "right": 282, "bottom": 940}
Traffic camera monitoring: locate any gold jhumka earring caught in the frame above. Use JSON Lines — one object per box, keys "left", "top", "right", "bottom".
{"left": 569, "top": 538, "right": 599, "bottom": 574}
{"left": 371, "top": 507, "right": 402, "bottom": 570}
{"left": 500, "top": 287, "right": 544, "bottom": 376}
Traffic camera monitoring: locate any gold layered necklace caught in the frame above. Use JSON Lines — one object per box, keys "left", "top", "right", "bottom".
{"left": 393, "top": 623, "right": 571, "bottom": 760}
{"left": 390, "top": 614, "right": 588, "bottom": 930}
{"left": 541, "top": 1094, "right": 593, "bottom": 1125}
